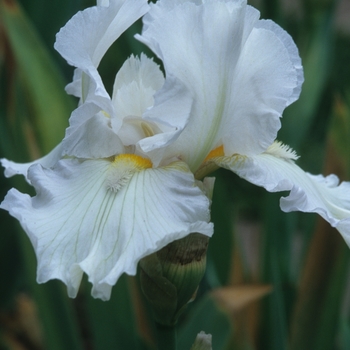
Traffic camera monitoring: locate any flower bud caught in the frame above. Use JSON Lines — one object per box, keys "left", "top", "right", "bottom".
{"left": 140, "top": 233, "right": 209, "bottom": 326}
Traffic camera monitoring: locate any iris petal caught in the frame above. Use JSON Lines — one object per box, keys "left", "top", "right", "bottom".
{"left": 55, "top": 0, "right": 149, "bottom": 106}
{"left": 0, "top": 158, "right": 212, "bottom": 300}
{"left": 215, "top": 143, "right": 350, "bottom": 244}
{"left": 138, "top": 0, "right": 303, "bottom": 170}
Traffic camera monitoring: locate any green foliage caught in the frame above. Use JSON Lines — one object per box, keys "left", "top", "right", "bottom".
{"left": 0, "top": 0, "right": 75, "bottom": 155}
{"left": 178, "top": 295, "right": 231, "bottom": 350}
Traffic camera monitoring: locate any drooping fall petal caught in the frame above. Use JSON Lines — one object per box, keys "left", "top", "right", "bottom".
{"left": 214, "top": 142, "right": 350, "bottom": 244}
{"left": 1, "top": 157, "right": 212, "bottom": 300}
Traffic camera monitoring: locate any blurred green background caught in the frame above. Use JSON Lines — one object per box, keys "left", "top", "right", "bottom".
{"left": 1, "top": 0, "right": 350, "bottom": 349}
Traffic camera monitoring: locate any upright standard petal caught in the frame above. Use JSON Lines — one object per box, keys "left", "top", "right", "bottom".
{"left": 111, "top": 54, "right": 192, "bottom": 162}
{"left": 0, "top": 157, "right": 212, "bottom": 300}
{"left": 213, "top": 142, "right": 350, "bottom": 244}
{"left": 111, "top": 54, "right": 165, "bottom": 135}
{"left": 62, "top": 102, "right": 124, "bottom": 159}
{"left": 137, "top": 0, "right": 303, "bottom": 171}
{"left": 55, "top": 0, "right": 149, "bottom": 105}
{"left": 55, "top": 0, "right": 148, "bottom": 69}
{"left": 139, "top": 73, "right": 192, "bottom": 155}
{"left": 61, "top": 54, "right": 192, "bottom": 162}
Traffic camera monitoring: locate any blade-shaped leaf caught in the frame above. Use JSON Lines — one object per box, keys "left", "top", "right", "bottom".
{"left": 0, "top": 0, "right": 74, "bottom": 154}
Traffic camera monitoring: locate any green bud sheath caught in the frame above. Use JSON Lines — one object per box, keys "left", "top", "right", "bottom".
{"left": 140, "top": 233, "right": 209, "bottom": 326}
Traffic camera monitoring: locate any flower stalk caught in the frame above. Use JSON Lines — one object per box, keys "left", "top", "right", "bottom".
{"left": 154, "top": 323, "right": 177, "bottom": 350}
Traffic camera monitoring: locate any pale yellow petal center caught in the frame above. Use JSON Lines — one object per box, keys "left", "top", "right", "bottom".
{"left": 194, "top": 145, "right": 225, "bottom": 180}
{"left": 106, "top": 154, "right": 152, "bottom": 192}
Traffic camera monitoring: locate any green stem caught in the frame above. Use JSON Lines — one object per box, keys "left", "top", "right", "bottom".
{"left": 155, "top": 323, "right": 177, "bottom": 350}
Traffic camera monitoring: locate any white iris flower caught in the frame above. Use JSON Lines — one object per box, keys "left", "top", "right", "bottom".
{"left": 1, "top": 0, "right": 350, "bottom": 300}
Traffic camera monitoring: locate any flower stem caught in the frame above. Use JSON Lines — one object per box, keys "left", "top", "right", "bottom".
{"left": 155, "top": 323, "right": 177, "bottom": 350}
